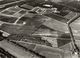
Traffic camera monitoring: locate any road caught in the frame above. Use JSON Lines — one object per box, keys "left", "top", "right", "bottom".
{"left": 13, "top": 40, "right": 72, "bottom": 58}
{"left": 0, "top": 40, "right": 42, "bottom": 58}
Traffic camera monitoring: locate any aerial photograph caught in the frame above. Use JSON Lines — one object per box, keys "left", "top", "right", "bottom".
{"left": 0, "top": 0, "right": 80, "bottom": 58}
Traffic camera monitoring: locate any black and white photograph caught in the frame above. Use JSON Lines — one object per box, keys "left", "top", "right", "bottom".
{"left": 0, "top": 0, "right": 80, "bottom": 58}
